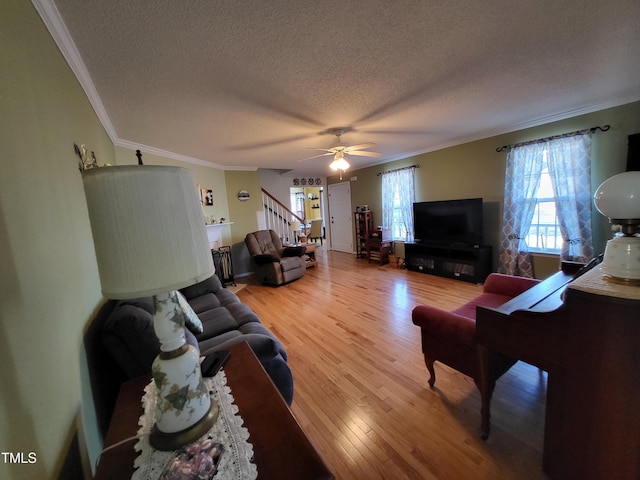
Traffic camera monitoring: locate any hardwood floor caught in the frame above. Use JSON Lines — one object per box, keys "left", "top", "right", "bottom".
{"left": 237, "top": 246, "right": 549, "bottom": 479}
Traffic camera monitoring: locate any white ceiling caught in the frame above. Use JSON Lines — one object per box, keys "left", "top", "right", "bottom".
{"left": 41, "top": 0, "right": 640, "bottom": 176}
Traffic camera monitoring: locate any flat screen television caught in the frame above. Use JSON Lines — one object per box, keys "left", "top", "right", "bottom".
{"left": 413, "top": 198, "right": 483, "bottom": 246}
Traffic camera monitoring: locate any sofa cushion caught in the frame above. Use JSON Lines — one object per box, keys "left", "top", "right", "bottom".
{"left": 102, "top": 298, "right": 158, "bottom": 378}
{"left": 253, "top": 254, "right": 280, "bottom": 265}
{"left": 200, "top": 332, "right": 278, "bottom": 361}
{"left": 413, "top": 305, "right": 477, "bottom": 346}
{"left": 197, "top": 307, "right": 240, "bottom": 337}
{"left": 245, "top": 230, "right": 281, "bottom": 256}
{"left": 216, "top": 288, "right": 243, "bottom": 307}
{"left": 177, "top": 291, "right": 203, "bottom": 334}
{"left": 452, "top": 293, "right": 515, "bottom": 320}
{"left": 483, "top": 272, "right": 540, "bottom": 297}
{"left": 199, "top": 335, "right": 293, "bottom": 405}
{"left": 180, "top": 274, "right": 223, "bottom": 299}
{"left": 280, "top": 256, "right": 304, "bottom": 272}
{"left": 282, "top": 245, "right": 306, "bottom": 257}
{"left": 225, "top": 302, "right": 261, "bottom": 326}
{"left": 102, "top": 297, "right": 200, "bottom": 378}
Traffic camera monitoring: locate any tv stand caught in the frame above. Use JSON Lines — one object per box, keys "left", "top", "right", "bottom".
{"left": 405, "top": 242, "right": 492, "bottom": 283}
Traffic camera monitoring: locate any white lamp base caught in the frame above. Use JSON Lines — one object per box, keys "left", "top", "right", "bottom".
{"left": 601, "top": 236, "right": 640, "bottom": 285}
{"left": 150, "top": 402, "right": 218, "bottom": 451}
{"left": 150, "top": 291, "right": 218, "bottom": 450}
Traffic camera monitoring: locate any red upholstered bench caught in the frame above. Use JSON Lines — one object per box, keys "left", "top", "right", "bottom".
{"left": 412, "top": 273, "right": 540, "bottom": 394}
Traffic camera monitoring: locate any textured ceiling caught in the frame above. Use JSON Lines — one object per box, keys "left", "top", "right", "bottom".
{"left": 46, "top": 0, "right": 640, "bottom": 176}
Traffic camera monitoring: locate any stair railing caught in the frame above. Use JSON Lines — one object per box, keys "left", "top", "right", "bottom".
{"left": 261, "top": 188, "right": 306, "bottom": 244}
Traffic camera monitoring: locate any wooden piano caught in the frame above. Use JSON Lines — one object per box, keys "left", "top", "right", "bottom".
{"left": 476, "top": 261, "right": 640, "bottom": 480}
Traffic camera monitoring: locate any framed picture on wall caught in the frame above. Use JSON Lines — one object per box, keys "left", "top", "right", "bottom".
{"left": 200, "top": 189, "right": 213, "bottom": 206}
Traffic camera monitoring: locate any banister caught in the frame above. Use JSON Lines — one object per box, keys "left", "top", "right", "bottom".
{"left": 261, "top": 188, "right": 305, "bottom": 225}
{"left": 261, "top": 188, "right": 307, "bottom": 243}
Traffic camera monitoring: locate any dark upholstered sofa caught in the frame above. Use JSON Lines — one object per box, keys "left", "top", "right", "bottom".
{"left": 86, "top": 274, "right": 293, "bottom": 438}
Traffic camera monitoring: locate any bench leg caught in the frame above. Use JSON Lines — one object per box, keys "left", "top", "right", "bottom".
{"left": 424, "top": 356, "right": 436, "bottom": 388}
{"left": 477, "top": 344, "right": 495, "bottom": 440}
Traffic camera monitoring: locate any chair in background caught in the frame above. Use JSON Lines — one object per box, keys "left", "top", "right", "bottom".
{"left": 308, "top": 219, "right": 323, "bottom": 245}
{"left": 244, "top": 229, "right": 307, "bottom": 286}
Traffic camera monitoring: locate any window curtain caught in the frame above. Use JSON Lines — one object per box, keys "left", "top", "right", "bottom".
{"left": 499, "top": 134, "right": 593, "bottom": 276}
{"left": 499, "top": 143, "right": 545, "bottom": 277}
{"left": 546, "top": 134, "right": 593, "bottom": 262}
{"left": 382, "top": 168, "right": 415, "bottom": 241}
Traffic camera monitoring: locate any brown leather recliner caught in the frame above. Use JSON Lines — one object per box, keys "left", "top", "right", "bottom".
{"left": 245, "top": 230, "right": 307, "bottom": 286}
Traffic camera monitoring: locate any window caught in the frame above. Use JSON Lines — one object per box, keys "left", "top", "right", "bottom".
{"left": 500, "top": 134, "right": 593, "bottom": 276}
{"left": 390, "top": 189, "right": 408, "bottom": 240}
{"left": 382, "top": 167, "right": 415, "bottom": 241}
{"left": 525, "top": 153, "right": 562, "bottom": 253}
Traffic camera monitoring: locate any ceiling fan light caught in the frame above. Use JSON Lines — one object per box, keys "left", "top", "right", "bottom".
{"left": 330, "top": 153, "right": 350, "bottom": 171}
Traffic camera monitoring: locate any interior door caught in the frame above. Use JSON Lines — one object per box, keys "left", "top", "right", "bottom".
{"left": 328, "top": 182, "right": 353, "bottom": 253}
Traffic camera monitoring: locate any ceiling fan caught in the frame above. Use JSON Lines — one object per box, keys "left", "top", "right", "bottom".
{"left": 298, "top": 128, "right": 381, "bottom": 175}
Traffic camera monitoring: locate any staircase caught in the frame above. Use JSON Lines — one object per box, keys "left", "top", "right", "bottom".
{"left": 261, "top": 188, "right": 305, "bottom": 244}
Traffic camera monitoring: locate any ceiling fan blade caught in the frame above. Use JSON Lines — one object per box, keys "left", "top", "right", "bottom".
{"left": 345, "top": 142, "right": 376, "bottom": 151}
{"left": 307, "top": 147, "right": 334, "bottom": 152}
{"left": 228, "top": 133, "right": 318, "bottom": 151}
{"left": 347, "top": 150, "right": 382, "bottom": 157}
{"left": 297, "top": 152, "right": 333, "bottom": 162}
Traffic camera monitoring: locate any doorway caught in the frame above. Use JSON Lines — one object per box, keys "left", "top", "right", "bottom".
{"left": 289, "top": 186, "right": 325, "bottom": 240}
{"left": 328, "top": 182, "right": 352, "bottom": 253}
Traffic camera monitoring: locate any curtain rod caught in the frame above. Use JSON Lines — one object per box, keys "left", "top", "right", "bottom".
{"left": 496, "top": 124, "right": 610, "bottom": 153}
{"left": 377, "top": 164, "right": 419, "bottom": 176}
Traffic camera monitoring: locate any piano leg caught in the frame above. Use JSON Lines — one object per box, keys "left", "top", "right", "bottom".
{"left": 423, "top": 356, "right": 436, "bottom": 388}
{"left": 477, "top": 344, "right": 493, "bottom": 440}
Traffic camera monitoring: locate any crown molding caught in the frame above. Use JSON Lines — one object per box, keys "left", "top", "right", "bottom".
{"left": 381, "top": 94, "right": 640, "bottom": 164}
{"left": 31, "top": 0, "right": 117, "bottom": 142}
{"left": 116, "top": 139, "right": 256, "bottom": 171}
{"left": 31, "top": 0, "right": 242, "bottom": 171}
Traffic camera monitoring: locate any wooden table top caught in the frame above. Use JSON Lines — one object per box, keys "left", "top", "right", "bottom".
{"left": 94, "top": 340, "right": 333, "bottom": 480}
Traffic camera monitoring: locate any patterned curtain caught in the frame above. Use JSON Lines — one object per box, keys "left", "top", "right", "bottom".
{"left": 382, "top": 168, "right": 415, "bottom": 241}
{"left": 499, "top": 143, "right": 545, "bottom": 277}
{"left": 547, "top": 134, "right": 593, "bottom": 262}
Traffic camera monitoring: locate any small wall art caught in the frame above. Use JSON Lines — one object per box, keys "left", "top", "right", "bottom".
{"left": 200, "top": 189, "right": 213, "bottom": 206}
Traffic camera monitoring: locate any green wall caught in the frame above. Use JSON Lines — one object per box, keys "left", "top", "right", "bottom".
{"left": 223, "top": 170, "right": 263, "bottom": 275}
{"left": 1, "top": 0, "right": 113, "bottom": 477}
{"left": 0, "top": 4, "right": 260, "bottom": 476}
{"left": 332, "top": 102, "right": 640, "bottom": 277}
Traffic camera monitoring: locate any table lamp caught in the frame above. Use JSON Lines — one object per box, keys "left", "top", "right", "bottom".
{"left": 593, "top": 171, "right": 640, "bottom": 285}
{"left": 83, "top": 165, "right": 217, "bottom": 450}
{"left": 290, "top": 220, "right": 301, "bottom": 244}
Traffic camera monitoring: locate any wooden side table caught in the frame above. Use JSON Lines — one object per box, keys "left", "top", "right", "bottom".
{"left": 94, "top": 341, "right": 333, "bottom": 480}
{"left": 304, "top": 243, "right": 317, "bottom": 268}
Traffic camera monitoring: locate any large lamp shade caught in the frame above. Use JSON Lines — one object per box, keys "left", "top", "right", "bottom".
{"left": 594, "top": 171, "right": 640, "bottom": 221}
{"left": 83, "top": 165, "right": 214, "bottom": 299}
{"left": 83, "top": 165, "right": 218, "bottom": 450}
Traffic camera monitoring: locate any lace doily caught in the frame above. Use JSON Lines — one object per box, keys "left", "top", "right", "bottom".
{"left": 132, "top": 371, "right": 258, "bottom": 480}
